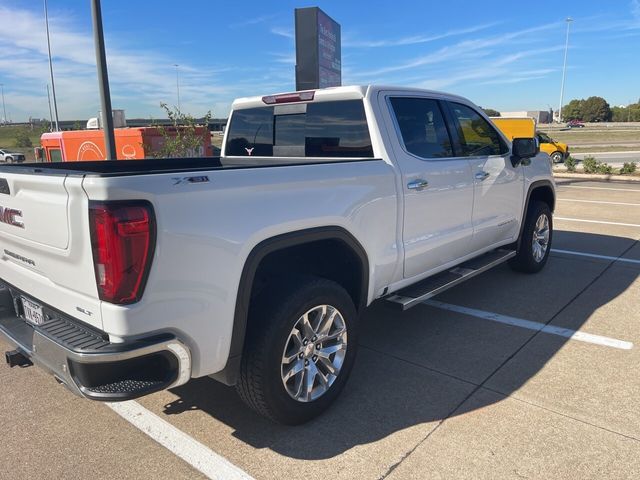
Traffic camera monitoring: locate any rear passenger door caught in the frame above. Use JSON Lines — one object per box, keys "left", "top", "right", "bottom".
{"left": 445, "top": 102, "right": 524, "bottom": 251}
{"left": 384, "top": 94, "right": 475, "bottom": 279}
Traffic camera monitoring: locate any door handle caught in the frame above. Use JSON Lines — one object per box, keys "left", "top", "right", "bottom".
{"left": 475, "top": 171, "right": 490, "bottom": 181}
{"left": 407, "top": 179, "right": 429, "bottom": 190}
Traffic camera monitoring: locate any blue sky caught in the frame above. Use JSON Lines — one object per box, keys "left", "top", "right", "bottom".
{"left": 0, "top": 0, "right": 639, "bottom": 121}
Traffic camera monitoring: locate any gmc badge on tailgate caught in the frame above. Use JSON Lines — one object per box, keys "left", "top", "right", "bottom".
{"left": 0, "top": 206, "right": 24, "bottom": 228}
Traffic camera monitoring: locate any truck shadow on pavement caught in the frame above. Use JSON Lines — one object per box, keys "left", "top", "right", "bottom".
{"left": 164, "top": 230, "right": 639, "bottom": 460}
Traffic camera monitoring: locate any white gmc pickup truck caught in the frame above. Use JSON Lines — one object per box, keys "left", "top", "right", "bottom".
{"left": 0, "top": 86, "right": 555, "bottom": 424}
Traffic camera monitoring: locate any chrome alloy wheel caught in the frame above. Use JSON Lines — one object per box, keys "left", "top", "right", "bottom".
{"left": 532, "top": 213, "right": 550, "bottom": 262}
{"left": 281, "top": 304, "right": 347, "bottom": 403}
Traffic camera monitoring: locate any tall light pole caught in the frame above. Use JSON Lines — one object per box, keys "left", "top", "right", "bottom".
{"left": 174, "top": 64, "right": 181, "bottom": 112}
{"left": 44, "top": 0, "right": 60, "bottom": 131}
{"left": 46, "top": 84, "right": 54, "bottom": 131}
{"left": 557, "top": 17, "right": 573, "bottom": 124}
{"left": 91, "top": 0, "right": 116, "bottom": 160}
{"left": 0, "top": 84, "right": 7, "bottom": 124}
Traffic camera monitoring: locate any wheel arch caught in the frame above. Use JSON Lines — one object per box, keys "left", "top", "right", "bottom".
{"left": 212, "top": 226, "right": 369, "bottom": 385}
{"left": 516, "top": 180, "right": 556, "bottom": 251}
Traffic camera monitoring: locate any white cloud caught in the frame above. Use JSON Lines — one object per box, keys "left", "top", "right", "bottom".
{"left": 229, "top": 14, "right": 278, "bottom": 29}
{"left": 346, "top": 22, "right": 559, "bottom": 80}
{"left": 270, "top": 27, "right": 294, "bottom": 39}
{"left": 343, "top": 22, "right": 499, "bottom": 48}
{"left": 0, "top": 4, "right": 246, "bottom": 121}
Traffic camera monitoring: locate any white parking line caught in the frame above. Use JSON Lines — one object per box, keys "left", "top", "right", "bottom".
{"left": 424, "top": 300, "right": 633, "bottom": 350}
{"left": 554, "top": 217, "right": 640, "bottom": 228}
{"left": 107, "top": 401, "right": 255, "bottom": 480}
{"left": 558, "top": 198, "right": 640, "bottom": 206}
{"left": 551, "top": 248, "right": 640, "bottom": 265}
{"left": 557, "top": 185, "right": 640, "bottom": 193}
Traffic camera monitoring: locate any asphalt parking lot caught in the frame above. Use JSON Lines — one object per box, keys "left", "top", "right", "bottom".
{"left": 1, "top": 177, "right": 639, "bottom": 480}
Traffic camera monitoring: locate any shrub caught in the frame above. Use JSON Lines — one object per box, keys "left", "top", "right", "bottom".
{"left": 582, "top": 155, "right": 597, "bottom": 173}
{"left": 15, "top": 129, "right": 33, "bottom": 148}
{"left": 620, "top": 162, "right": 637, "bottom": 174}
{"left": 595, "top": 162, "right": 613, "bottom": 174}
{"left": 146, "top": 103, "right": 212, "bottom": 158}
{"left": 564, "top": 156, "right": 577, "bottom": 172}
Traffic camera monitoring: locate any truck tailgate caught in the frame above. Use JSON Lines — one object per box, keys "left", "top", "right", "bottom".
{"left": 0, "top": 172, "right": 102, "bottom": 328}
{"left": 0, "top": 174, "right": 69, "bottom": 248}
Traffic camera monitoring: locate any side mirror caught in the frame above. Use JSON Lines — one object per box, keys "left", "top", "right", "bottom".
{"left": 511, "top": 137, "right": 539, "bottom": 167}
{"left": 34, "top": 147, "right": 45, "bottom": 162}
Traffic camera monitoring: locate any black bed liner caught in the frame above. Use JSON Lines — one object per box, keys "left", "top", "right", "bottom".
{"left": 0, "top": 156, "right": 380, "bottom": 177}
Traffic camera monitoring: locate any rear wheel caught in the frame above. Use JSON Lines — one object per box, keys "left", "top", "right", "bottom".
{"left": 236, "top": 276, "right": 358, "bottom": 424}
{"left": 509, "top": 201, "right": 552, "bottom": 273}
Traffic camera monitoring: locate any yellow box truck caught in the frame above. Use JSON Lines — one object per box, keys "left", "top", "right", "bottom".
{"left": 491, "top": 117, "right": 569, "bottom": 163}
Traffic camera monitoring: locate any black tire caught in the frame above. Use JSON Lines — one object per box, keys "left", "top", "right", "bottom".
{"left": 5, "top": 157, "right": 13, "bottom": 163}
{"left": 236, "top": 276, "right": 358, "bottom": 425}
{"left": 509, "top": 201, "right": 552, "bottom": 273}
{"left": 550, "top": 151, "right": 563, "bottom": 164}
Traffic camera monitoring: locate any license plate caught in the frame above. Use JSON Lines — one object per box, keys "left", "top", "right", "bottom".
{"left": 21, "top": 297, "right": 44, "bottom": 326}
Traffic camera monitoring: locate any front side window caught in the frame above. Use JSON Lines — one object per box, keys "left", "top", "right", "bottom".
{"left": 448, "top": 102, "right": 508, "bottom": 157}
{"left": 389, "top": 97, "right": 453, "bottom": 159}
{"left": 224, "top": 99, "right": 373, "bottom": 158}
{"left": 537, "top": 132, "right": 553, "bottom": 143}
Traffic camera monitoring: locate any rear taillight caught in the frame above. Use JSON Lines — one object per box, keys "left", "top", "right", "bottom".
{"left": 89, "top": 201, "right": 156, "bottom": 305}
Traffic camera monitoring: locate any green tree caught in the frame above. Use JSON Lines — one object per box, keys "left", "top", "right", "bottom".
{"left": 146, "top": 103, "right": 212, "bottom": 158}
{"left": 581, "top": 96, "right": 611, "bottom": 122}
{"left": 15, "top": 129, "right": 33, "bottom": 148}
{"left": 613, "top": 103, "right": 640, "bottom": 122}
{"left": 482, "top": 108, "right": 500, "bottom": 117}
{"left": 562, "top": 99, "right": 583, "bottom": 121}
{"left": 39, "top": 120, "right": 51, "bottom": 134}
{"left": 73, "top": 121, "right": 83, "bottom": 130}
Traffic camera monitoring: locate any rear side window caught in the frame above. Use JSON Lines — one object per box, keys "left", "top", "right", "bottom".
{"left": 448, "top": 102, "right": 508, "bottom": 156}
{"left": 225, "top": 100, "right": 373, "bottom": 158}
{"left": 390, "top": 97, "right": 453, "bottom": 159}
{"left": 49, "top": 149, "right": 62, "bottom": 162}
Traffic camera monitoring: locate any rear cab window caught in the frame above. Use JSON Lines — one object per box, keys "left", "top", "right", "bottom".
{"left": 224, "top": 99, "right": 374, "bottom": 159}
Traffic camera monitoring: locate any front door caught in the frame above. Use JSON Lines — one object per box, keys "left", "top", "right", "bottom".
{"left": 383, "top": 94, "right": 475, "bottom": 279}
{"left": 445, "top": 102, "right": 524, "bottom": 250}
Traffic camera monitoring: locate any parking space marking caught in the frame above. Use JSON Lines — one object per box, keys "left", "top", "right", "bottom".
{"left": 557, "top": 185, "right": 640, "bottom": 193}
{"left": 554, "top": 217, "right": 640, "bottom": 228}
{"left": 107, "top": 401, "right": 254, "bottom": 480}
{"left": 551, "top": 248, "right": 640, "bottom": 265}
{"left": 424, "top": 300, "right": 633, "bottom": 350}
{"left": 558, "top": 198, "right": 640, "bottom": 207}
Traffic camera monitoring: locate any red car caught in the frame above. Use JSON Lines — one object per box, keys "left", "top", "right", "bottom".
{"left": 566, "top": 120, "right": 585, "bottom": 128}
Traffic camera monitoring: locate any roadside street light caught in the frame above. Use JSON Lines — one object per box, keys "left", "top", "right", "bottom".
{"left": 46, "top": 84, "right": 54, "bottom": 131}
{"left": 44, "top": 0, "right": 60, "bottom": 131}
{"left": 0, "top": 84, "right": 7, "bottom": 124}
{"left": 174, "top": 64, "right": 181, "bottom": 112}
{"left": 557, "top": 17, "right": 573, "bottom": 124}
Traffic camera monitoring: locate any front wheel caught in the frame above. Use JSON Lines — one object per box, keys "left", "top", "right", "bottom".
{"left": 5, "top": 156, "right": 13, "bottom": 163}
{"left": 236, "top": 276, "right": 358, "bottom": 424}
{"left": 509, "top": 201, "right": 552, "bottom": 273}
{"left": 551, "top": 152, "right": 563, "bottom": 164}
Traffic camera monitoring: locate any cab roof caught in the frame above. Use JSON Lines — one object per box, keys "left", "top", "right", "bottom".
{"left": 231, "top": 85, "right": 473, "bottom": 110}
